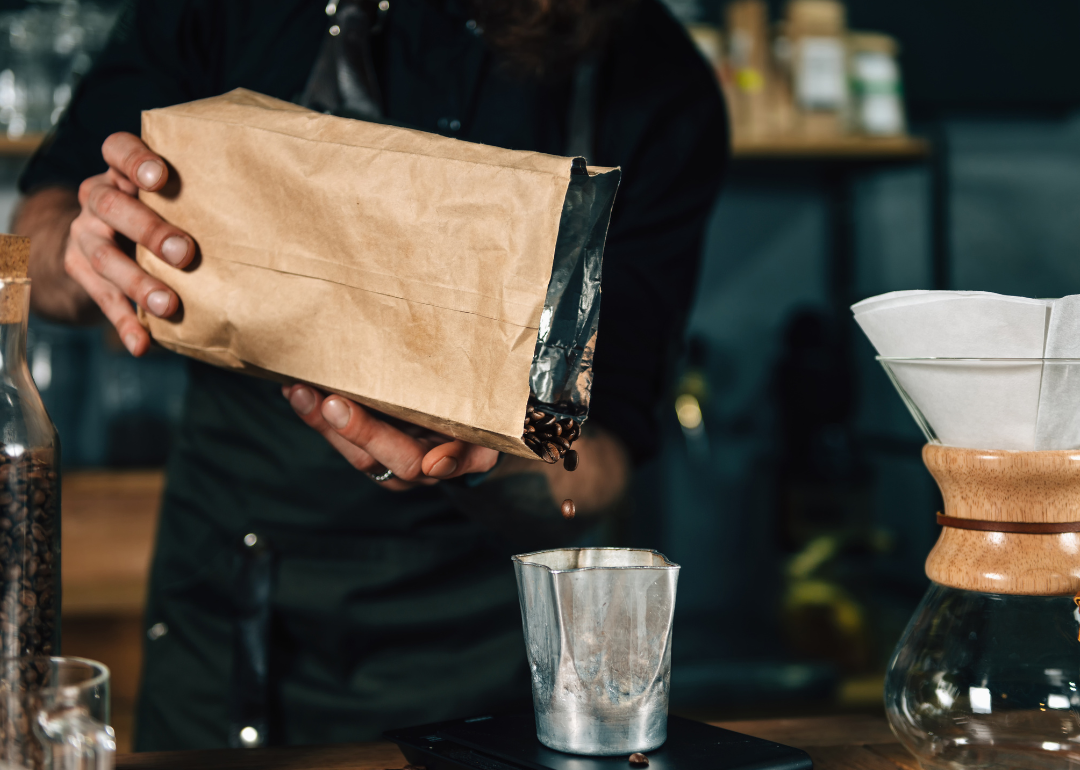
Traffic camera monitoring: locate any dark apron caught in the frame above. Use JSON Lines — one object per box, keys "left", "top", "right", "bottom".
{"left": 134, "top": 2, "right": 597, "bottom": 750}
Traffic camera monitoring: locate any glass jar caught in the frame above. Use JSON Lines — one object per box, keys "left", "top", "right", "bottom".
{"left": 886, "top": 584, "right": 1080, "bottom": 769}
{"left": 0, "top": 278, "right": 60, "bottom": 659}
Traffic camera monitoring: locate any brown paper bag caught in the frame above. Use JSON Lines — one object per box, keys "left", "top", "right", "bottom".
{"left": 137, "top": 89, "right": 619, "bottom": 459}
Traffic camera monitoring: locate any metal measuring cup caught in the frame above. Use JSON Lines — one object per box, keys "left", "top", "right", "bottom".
{"left": 512, "top": 548, "right": 680, "bottom": 756}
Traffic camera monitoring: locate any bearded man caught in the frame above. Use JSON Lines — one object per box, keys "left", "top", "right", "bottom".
{"left": 13, "top": 0, "right": 727, "bottom": 751}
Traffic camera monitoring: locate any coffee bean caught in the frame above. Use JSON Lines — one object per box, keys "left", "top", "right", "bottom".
{"left": 561, "top": 499, "right": 576, "bottom": 520}
{"left": 0, "top": 449, "right": 58, "bottom": 661}
{"left": 522, "top": 403, "right": 586, "bottom": 478}
{"left": 628, "top": 754, "right": 648, "bottom": 766}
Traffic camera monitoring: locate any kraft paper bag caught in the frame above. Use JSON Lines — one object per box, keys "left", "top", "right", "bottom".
{"left": 137, "top": 89, "right": 620, "bottom": 458}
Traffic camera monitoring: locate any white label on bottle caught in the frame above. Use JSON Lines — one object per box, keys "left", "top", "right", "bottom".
{"left": 861, "top": 95, "right": 903, "bottom": 135}
{"left": 796, "top": 37, "right": 846, "bottom": 109}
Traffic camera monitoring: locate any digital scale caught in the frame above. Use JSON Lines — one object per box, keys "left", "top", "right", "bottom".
{"left": 386, "top": 713, "right": 813, "bottom": 770}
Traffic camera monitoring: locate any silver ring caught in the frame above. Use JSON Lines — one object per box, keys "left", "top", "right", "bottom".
{"left": 368, "top": 468, "right": 394, "bottom": 483}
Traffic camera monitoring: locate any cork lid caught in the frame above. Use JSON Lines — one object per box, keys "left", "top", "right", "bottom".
{"left": 0, "top": 235, "right": 29, "bottom": 279}
{"left": 0, "top": 235, "right": 30, "bottom": 325}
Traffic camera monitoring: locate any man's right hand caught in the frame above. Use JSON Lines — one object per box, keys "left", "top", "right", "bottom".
{"left": 68, "top": 132, "right": 196, "bottom": 355}
{"left": 16, "top": 132, "right": 195, "bottom": 356}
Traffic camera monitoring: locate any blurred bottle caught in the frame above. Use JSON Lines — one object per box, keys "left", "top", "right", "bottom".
{"left": 784, "top": 0, "right": 848, "bottom": 138}
{"left": 724, "top": 0, "right": 771, "bottom": 140}
{"left": 846, "top": 32, "right": 906, "bottom": 137}
{"left": 673, "top": 336, "right": 710, "bottom": 463}
{"left": 0, "top": 0, "right": 119, "bottom": 139}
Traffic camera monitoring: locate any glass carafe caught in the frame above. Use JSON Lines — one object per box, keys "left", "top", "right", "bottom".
{"left": 0, "top": 277, "right": 61, "bottom": 660}
{"left": 887, "top": 586, "right": 1080, "bottom": 769}
{"left": 879, "top": 358, "right": 1080, "bottom": 769}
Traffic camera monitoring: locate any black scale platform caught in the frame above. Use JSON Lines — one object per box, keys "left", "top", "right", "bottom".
{"left": 385, "top": 713, "right": 813, "bottom": 770}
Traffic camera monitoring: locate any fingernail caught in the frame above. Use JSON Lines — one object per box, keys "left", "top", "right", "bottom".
{"left": 322, "top": 397, "right": 350, "bottom": 429}
{"left": 146, "top": 290, "right": 170, "bottom": 317}
{"left": 161, "top": 236, "right": 189, "bottom": 266}
{"left": 123, "top": 334, "right": 139, "bottom": 355}
{"left": 137, "top": 160, "right": 163, "bottom": 188}
{"left": 289, "top": 387, "right": 316, "bottom": 416}
{"left": 429, "top": 457, "right": 458, "bottom": 478}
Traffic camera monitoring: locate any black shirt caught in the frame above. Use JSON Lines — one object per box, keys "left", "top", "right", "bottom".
{"left": 21, "top": 0, "right": 727, "bottom": 750}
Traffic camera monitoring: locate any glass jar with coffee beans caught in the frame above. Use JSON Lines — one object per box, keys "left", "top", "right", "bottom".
{"left": 0, "top": 269, "right": 61, "bottom": 660}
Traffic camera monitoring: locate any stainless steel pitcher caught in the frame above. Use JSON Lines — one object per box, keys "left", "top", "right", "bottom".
{"left": 512, "top": 548, "right": 680, "bottom": 756}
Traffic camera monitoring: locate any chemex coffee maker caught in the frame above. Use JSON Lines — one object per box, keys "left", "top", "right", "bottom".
{"left": 856, "top": 291, "right": 1080, "bottom": 770}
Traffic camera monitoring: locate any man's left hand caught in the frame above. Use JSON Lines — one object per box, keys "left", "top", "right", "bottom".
{"left": 284, "top": 384, "right": 499, "bottom": 491}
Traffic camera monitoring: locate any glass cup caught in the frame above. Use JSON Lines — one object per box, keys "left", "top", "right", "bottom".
{"left": 513, "top": 548, "right": 680, "bottom": 756}
{"left": 0, "top": 656, "right": 114, "bottom": 770}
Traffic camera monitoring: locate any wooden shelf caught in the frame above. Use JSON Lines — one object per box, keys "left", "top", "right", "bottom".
{"left": 62, "top": 469, "right": 163, "bottom": 617}
{"left": 0, "top": 134, "right": 43, "bottom": 156}
{"left": 732, "top": 134, "right": 930, "bottom": 160}
{"left": 0, "top": 132, "right": 931, "bottom": 162}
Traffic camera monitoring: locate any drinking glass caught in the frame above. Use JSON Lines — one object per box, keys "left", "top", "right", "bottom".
{"left": 0, "top": 656, "right": 114, "bottom": 770}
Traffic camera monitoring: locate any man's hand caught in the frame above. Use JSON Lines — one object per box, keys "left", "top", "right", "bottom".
{"left": 68, "top": 132, "right": 195, "bottom": 355}
{"left": 15, "top": 132, "right": 196, "bottom": 356}
{"left": 283, "top": 384, "right": 499, "bottom": 491}
{"left": 284, "top": 383, "right": 631, "bottom": 513}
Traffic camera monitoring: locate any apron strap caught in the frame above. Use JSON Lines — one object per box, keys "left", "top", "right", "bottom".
{"left": 228, "top": 534, "right": 274, "bottom": 748}
{"left": 300, "top": 1, "right": 598, "bottom": 160}
{"left": 565, "top": 55, "right": 598, "bottom": 162}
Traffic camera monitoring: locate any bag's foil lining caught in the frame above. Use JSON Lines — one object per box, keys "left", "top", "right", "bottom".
{"left": 530, "top": 161, "right": 621, "bottom": 422}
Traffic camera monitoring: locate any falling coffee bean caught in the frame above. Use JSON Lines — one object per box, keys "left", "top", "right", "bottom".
{"left": 561, "top": 499, "right": 576, "bottom": 520}
{"left": 628, "top": 754, "right": 649, "bottom": 766}
{"left": 563, "top": 449, "right": 578, "bottom": 472}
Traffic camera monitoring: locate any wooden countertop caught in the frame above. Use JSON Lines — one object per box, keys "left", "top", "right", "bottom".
{"left": 116, "top": 715, "right": 912, "bottom": 770}
{"left": 62, "top": 470, "right": 163, "bottom": 616}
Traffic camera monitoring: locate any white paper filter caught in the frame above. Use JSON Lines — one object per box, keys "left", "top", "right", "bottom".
{"left": 852, "top": 290, "right": 1080, "bottom": 451}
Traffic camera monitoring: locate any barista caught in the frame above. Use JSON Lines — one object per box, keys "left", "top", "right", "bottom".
{"left": 14, "top": 0, "right": 727, "bottom": 752}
